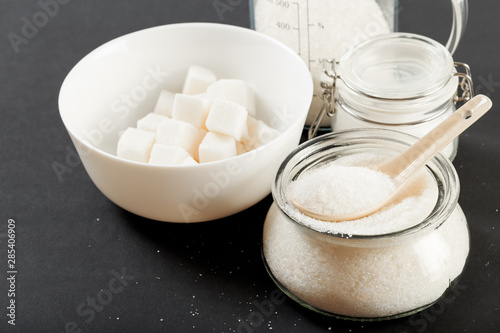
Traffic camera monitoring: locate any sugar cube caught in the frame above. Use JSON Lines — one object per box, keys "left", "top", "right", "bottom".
{"left": 172, "top": 94, "right": 211, "bottom": 129}
{"left": 206, "top": 79, "right": 256, "bottom": 116}
{"left": 193, "top": 128, "right": 207, "bottom": 161}
{"left": 236, "top": 141, "right": 248, "bottom": 156}
{"left": 241, "top": 116, "right": 258, "bottom": 146}
{"left": 239, "top": 115, "right": 255, "bottom": 144}
{"left": 244, "top": 117, "right": 280, "bottom": 149}
{"left": 156, "top": 118, "right": 200, "bottom": 157}
{"left": 137, "top": 113, "right": 169, "bottom": 133}
{"left": 153, "top": 90, "right": 176, "bottom": 117}
{"left": 149, "top": 144, "right": 192, "bottom": 166}
{"left": 198, "top": 132, "right": 237, "bottom": 163}
{"left": 117, "top": 127, "right": 155, "bottom": 163}
{"left": 205, "top": 99, "right": 248, "bottom": 141}
{"left": 181, "top": 156, "right": 199, "bottom": 166}
{"left": 182, "top": 65, "right": 217, "bottom": 95}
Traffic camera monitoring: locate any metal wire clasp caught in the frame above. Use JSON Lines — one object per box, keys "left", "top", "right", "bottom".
{"left": 453, "top": 62, "right": 474, "bottom": 103}
{"left": 308, "top": 59, "right": 339, "bottom": 140}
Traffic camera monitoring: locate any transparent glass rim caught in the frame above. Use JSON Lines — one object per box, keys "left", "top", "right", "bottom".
{"left": 338, "top": 33, "right": 456, "bottom": 100}
{"left": 272, "top": 128, "right": 460, "bottom": 245}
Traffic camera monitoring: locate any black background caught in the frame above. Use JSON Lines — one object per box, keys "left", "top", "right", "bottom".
{"left": 1, "top": 0, "right": 499, "bottom": 332}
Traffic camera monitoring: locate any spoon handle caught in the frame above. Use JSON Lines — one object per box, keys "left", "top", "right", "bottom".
{"left": 388, "top": 94, "right": 492, "bottom": 185}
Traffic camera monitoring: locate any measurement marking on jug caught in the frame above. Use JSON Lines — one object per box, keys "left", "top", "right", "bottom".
{"left": 308, "top": 19, "right": 315, "bottom": 67}
{"left": 292, "top": 2, "right": 301, "bottom": 57}
{"left": 306, "top": 0, "right": 311, "bottom": 69}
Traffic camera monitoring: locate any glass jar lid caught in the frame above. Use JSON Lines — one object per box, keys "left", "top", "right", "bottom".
{"left": 338, "top": 33, "right": 455, "bottom": 100}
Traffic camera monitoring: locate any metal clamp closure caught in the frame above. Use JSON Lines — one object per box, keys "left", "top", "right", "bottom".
{"left": 308, "top": 60, "right": 474, "bottom": 140}
{"left": 453, "top": 62, "right": 474, "bottom": 103}
{"left": 308, "top": 59, "right": 339, "bottom": 140}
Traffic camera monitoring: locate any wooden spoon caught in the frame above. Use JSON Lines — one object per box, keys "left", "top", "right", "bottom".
{"left": 292, "top": 94, "right": 493, "bottom": 222}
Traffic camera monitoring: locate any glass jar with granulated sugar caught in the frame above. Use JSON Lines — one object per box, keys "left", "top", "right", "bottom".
{"left": 310, "top": 33, "right": 473, "bottom": 161}
{"left": 262, "top": 129, "right": 469, "bottom": 320}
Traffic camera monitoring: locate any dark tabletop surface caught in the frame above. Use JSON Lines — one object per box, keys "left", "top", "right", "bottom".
{"left": 1, "top": 0, "right": 499, "bottom": 332}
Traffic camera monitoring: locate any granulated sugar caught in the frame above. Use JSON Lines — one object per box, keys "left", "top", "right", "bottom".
{"left": 263, "top": 152, "right": 470, "bottom": 318}
{"left": 287, "top": 153, "right": 438, "bottom": 235}
{"left": 291, "top": 165, "right": 396, "bottom": 217}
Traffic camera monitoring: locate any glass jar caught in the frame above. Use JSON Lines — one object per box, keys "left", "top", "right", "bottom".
{"left": 262, "top": 129, "right": 470, "bottom": 321}
{"left": 311, "top": 33, "right": 473, "bottom": 161}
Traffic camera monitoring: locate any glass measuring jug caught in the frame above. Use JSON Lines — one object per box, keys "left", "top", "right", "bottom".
{"left": 250, "top": 0, "right": 468, "bottom": 127}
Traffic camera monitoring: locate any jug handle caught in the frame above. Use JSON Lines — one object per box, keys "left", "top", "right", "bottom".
{"left": 447, "top": 0, "right": 468, "bottom": 55}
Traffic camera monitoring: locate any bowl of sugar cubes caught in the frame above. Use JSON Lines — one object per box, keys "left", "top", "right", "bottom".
{"left": 58, "top": 23, "right": 313, "bottom": 222}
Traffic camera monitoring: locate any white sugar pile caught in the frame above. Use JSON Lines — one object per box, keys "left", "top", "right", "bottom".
{"left": 263, "top": 152, "right": 470, "bottom": 318}
{"left": 286, "top": 153, "right": 439, "bottom": 235}
{"left": 291, "top": 165, "right": 396, "bottom": 217}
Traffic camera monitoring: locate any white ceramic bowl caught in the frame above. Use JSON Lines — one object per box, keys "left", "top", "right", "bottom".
{"left": 58, "top": 23, "right": 313, "bottom": 222}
